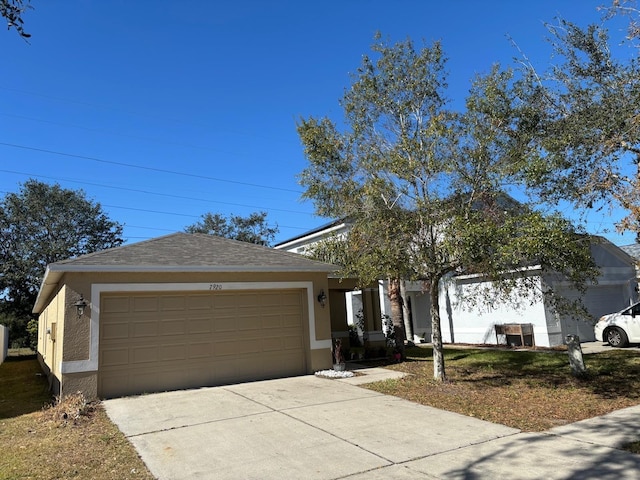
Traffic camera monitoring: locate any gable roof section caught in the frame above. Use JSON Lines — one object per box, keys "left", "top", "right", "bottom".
{"left": 34, "top": 233, "right": 338, "bottom": 313}
{"left": 50, "top": 233, "right": 338, "bottom": 271}
{"left": 620, "top": 243, "right": 640, "bottom": 262}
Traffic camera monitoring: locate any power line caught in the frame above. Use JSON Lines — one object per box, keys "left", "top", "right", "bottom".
{"left": 0, "top": 86, "right": 208, "bottom": 130}
{"left": 0, "top": 112, "right": 252, "bottom": 158}
{"left": 0, "top": 168, "right": 312, "bottom": 216}
{"left": 103, "top": 204, "right": 201, "bottom": 218}
{"left": 0, "top": 86, "right": 300, "bottom": 146}
{"left": 124, "top": 225, "right": 177, "bottom": 232}
{"left": 0, "top": 141, "right": 303, "bottom": 194}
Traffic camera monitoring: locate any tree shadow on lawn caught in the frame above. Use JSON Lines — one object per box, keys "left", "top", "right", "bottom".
{"left": 400, "top": 346, "right": 640, "bottom": 401}
{"left": 0, "top": 356, "right": 52, "bottom": 419}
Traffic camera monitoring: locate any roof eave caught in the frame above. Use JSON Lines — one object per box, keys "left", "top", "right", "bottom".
{"left": 45, "top": 264, "right": 338, "bottom": 273}
{"left": 32, "top": 264, "right": 338, "bottom": 314}
{"left": 32, "top": 266, "right": 63, "bottom": 315}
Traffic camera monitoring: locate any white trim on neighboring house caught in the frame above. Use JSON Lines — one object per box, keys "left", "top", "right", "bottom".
{"left": 60, "top": 281, "right": 331, "bottom": 374}
{"left": 274, "top": 222, "right": 349, "bottom": 251}
{"left": 345, "top": 290, "right": 359, "bottom": 325}
{"left": 551, "top": 278, "right": 638, "bottom": 288}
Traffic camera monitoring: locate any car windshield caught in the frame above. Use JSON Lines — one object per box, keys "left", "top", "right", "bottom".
{"left": 624, "top": 303, "right": 640, "bottom": 316}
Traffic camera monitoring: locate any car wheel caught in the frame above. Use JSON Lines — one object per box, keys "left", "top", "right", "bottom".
{"left": 605, "top": 327, "right": 629, "bottom": 348}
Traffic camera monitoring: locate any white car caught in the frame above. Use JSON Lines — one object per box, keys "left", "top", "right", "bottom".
{"left": 594, "top": 302, "right": 640, "bottom": 347}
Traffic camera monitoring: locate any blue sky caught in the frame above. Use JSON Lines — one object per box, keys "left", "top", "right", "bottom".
{"left": 0, "top": 0, "right": 634, "bottom": 246}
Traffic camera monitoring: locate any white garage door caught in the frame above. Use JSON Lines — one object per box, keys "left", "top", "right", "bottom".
{"left": 98, "top": 289, "right": 307, "bottom": 398}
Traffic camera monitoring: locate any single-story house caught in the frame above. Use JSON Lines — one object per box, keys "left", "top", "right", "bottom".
{"left": 277, "top": 221, "right": 638, "bottom": 348}
{"left": 33, "top": 233, "right": 341, "bottom": 399}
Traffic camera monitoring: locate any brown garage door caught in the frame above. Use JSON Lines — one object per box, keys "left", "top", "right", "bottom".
{"left": 98, "top": 289, "right": 307, "bottom": 398}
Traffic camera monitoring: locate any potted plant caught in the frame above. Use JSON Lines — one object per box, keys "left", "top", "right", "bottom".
{"left": 332, "top": 338, "right": 346, "bottom": 371}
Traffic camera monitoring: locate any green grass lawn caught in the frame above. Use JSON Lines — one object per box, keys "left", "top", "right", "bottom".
{"left": 365, "top": 345, "right": 640, "bottom": 433}
{"left": 0, "top": 355, "right": 52, "bottom": 419}
{"left": 0, "top": 356, "right": 154, "bottom": 480}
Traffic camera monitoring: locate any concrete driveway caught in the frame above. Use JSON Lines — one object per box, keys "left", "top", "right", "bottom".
{"left": 104, "top": 374, "right": 640, "bottom": 480}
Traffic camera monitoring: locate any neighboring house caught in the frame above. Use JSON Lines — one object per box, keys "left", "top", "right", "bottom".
{"left": 620, "top": 243, "right": 640, "bottom": 282}
{"left": 438, "top": 238, "right": 637, "bottom": 347}
{"left": 33, "top": 233, "right": 340, "bottom": 399}
{"left": 277, "top": 221, "right": 637, "bottom": 348}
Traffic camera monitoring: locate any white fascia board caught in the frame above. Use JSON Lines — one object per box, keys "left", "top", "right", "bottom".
{"left": 454, "top": 265, "right": 543, "bottom": 281}
{"left": 32, "top": 267, "right": 64, "bottom": 314}
{"left": 46, "top": 264, "right": 336, "bottom": 273}
{"left": 274, "top": 223, "right": 349, "bottom": 250}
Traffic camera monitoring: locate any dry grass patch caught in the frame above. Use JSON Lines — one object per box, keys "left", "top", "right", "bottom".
{"left": 0, "top": 357, "right": 154, "bottom": 480}
{"left": 364, "top": 346, "right": 640, "bottom": 432}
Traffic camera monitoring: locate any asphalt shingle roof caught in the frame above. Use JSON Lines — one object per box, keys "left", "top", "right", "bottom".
{"left": 620, "top": 244, "right": 640, "bottom": 261}
{"left": 49, "top": 232, "right": 338, "bottom": 272}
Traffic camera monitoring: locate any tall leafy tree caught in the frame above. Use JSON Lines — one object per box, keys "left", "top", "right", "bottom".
{"left": 1, "top": 0, "right": 32, "bottom": 38}
{"left": 298, "top": 35, "right": 597, "bottom": 381}
{"left": 185, "top": 211, "right": 278, "bottom": 246}
{"left": 0, "top": 179, "right": 124, "bottom": 346}
{"left": 510, "top": 12, "right": 640, "bottom": 237}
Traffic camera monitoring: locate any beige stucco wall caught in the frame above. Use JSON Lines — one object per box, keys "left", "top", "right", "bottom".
{"left": 310, "top": 347, "right": 332, "bottom": 371}
{"left": 60, "top": 371, "right": 98, "bottom": 399}
{"left": 38, "top": 269, "right": 335, "bottom": 398}
{"left": 37, "top": 283, "right": 66, "bottom": 382}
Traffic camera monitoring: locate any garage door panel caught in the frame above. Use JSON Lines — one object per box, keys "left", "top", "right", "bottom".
{"left": 189, "top": 342, "right": 212, "bottom": 359}
{"left": 102, "top": 296, "right": 130, "bottom": 313}
{"left": 236, "top": 306, "right": 264, "bottom": 318}
{"left": 102, "top": 322, "right": 129, "bottom": 340}
{"left": 261, "top": 352, "right": 306, "bottom": 377}
{"left": 101, "top": 347, "right": 129, "bottom": 367}
{"left": 159, "top": 344, "right": 187, "bottom": 361}
{"left": 282, "top": 335, "right": 304, "bottom": 350}
{"left": 236, "top": 315, "right": 262, "bottom": 330}
{"left": 99, "top": 373, "right": 128, "bottom": 397}
{"left": 132, "top": 345, "right": 158, "bottom": 364}
{"left": 255, "top": 294, "right": 279, "bottom": 307}
{"left": 282, "top": 313, "right": 303, "bottom": 328}
{"left": 280, "top": 296, "right": 302, "bottom": 312}
{"left": 187, "top": 294, "right": 212, "bottom": 310}
{"left": 213, "top": 315, "right": 238, "bottom": 332}
{"left": 131, "top": 320, "right": 158, "bottom": 337}
{"left": 261, "top": 314, "right": 283, "bottom": 329}
{"left": 189, "top": 317, "right": 213, "bottom": 334}
{"left": 216, "top": 338, "right": 260, "bottom": 356}
{"left": 262, "top": 337, "right": 283, "bottom": 351}
{"left": 129, "top": 370, "right": 166, "bottom": 394}
{"left": 132, "top": 296, "right": 158, "bottom": 312}
{"left": 99, "top": 289, "right": 307, "bottom": 398}
{"left": 160, "top": 295, "right": 186, "bottom": 310}
{"left": 160, "top": 318, "right": 185, "bottom": 336}
{"left": 214, "top": 294, "right": 242, "bottom": 308}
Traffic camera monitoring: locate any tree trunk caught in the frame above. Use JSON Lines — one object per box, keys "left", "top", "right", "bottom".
{"left": 388, "top": 277, "right": 406, "bottom": 359}
{"left": 400, "top": 280, "right": 414, "bottom": 342}
{"left": 429, "top": 276, "right": 446, "bottom": 381}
